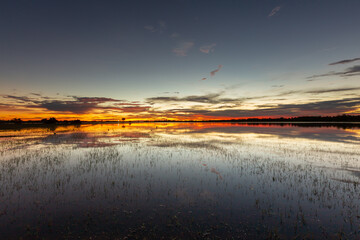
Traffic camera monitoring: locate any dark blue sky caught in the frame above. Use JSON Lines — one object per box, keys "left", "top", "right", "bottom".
{"left": 1, "top": 0, "right": 360, "bottom": 120}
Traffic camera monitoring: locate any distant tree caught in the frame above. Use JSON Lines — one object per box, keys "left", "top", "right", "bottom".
{"left": 41, "top": 117, "right": 58, "bottom": 124}
{"left": 71, "top": 119, "right": 81, "bottom": 125}
{"left": 48, "top": 117, "right": 58, "bottom": 124}
{"left": 122, "top": 118, "right": 126, "bottom": 121}
{"left": 11, "top": 118, "right": 23, "bottom": 124}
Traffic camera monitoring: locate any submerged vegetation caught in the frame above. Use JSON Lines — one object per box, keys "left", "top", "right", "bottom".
{"left": 0, "top": 123, "right": 359, "bottom": 239}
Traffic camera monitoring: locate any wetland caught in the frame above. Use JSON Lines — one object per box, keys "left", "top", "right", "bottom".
{"left": 0, "top": 122, "right": 360, "bottom": 239}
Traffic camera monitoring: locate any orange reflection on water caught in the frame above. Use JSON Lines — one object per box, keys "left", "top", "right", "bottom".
{"left": 1, "top": 122, "right": 360, "bottom": 239}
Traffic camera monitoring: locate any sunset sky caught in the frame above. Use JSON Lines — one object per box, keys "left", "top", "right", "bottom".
{"left": 1, "top": 0, "right": 360, "bottom": 121}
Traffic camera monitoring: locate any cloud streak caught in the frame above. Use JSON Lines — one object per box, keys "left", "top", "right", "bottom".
{"left": 210, "top": 65, "right": 223, "bottom": 77}
{"left": 305, "top": 87, "right": 360, "bottom": 94}
{"left": 307, "top": 65, "right": 360, "bottom": 80}
{"left": 147, "top": 92, "right": 231, "bottom": 104}
{"left": 268, "top": 6, "right": 281, "bottom": 17}
{"left": 329, "top": 58, "right": 360, "bottom": 65}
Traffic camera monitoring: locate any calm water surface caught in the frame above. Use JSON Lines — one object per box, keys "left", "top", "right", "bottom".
{"left": 0, "top": 123, "right": 360, "bottom": 239}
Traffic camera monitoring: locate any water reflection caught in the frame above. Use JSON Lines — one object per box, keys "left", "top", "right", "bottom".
{"left": 0, "top": 123, "right": 359, "bottom": 239}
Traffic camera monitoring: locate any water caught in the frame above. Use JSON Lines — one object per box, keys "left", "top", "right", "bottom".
{"left": 0, "top": 123, "right": 359, "bottom": 239}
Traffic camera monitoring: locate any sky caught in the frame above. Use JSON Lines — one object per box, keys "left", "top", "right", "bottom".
{"left": 1, "top": 0, "right": 360, "bottom": 121}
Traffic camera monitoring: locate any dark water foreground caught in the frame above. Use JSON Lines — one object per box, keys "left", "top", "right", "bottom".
{"left": 0, "top": 123, "right": 359, "bottom": 239}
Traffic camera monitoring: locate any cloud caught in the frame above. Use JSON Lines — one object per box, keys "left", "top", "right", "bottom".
{"left": 307, "top": 65, "right": 360, "bottom": 80}
{"left": 199, "top": 43, "right": 216, "bottom": 54}
{"left": 13, "top": 86, "right": 353, "bottom": 116}
{"left": 147, "top": 92, "right": 247, "bottom": 105}
{"left": 329, "top": 58, "right": 360, "bottom": 65}
{"left": 173, "top": 97, "right": 360, "bottom": 118}
{"left": 73, "top": 96, "right": 122, "bottom": 103}
{"left": 3, "top": 86, "right": 360, "bottom": 120}
{"left": 147, "top": 92, "right": 224, "bottom": 104}
{"left": 144, "top": 20, "right": 167, "bottom": 33}
{"left": 41, "top": 97, "right": 151, "bottom": 114}
{"left": 170, "top": 32, "right": 180, "bottom": 38}
{"left": 210, "top": 65, "right": 223, "bottom": 77}
{"left": 158, "top": 20, "right": 166, "bottom": 29}
{"left": 341, "top": 65, "right": 360, "bottom": 75}
{"left": 147, "top": 86, "right": 360, "bottom": 108}
{"left": 268, "top": 6, "right": 281, "bottom": 17}
{"left": 3, "top": 95, "right": 150, "bottom": 114}
{"left": 305, "top": 87, "right": 360, "bottom": 94}
{"left": 145, "top": 92, "right": 246, "bottom": 104}
{"left": 39, "top": 100, "right": 96, "bottom": 114}
{"left": 110, "top": 106, "right": 150, "bottom": 113}
{"left": 144, "top": 25, "right": 156, "bottom": 32}
{"left": 172, "top": 41, "right": 194, "bottom": 57}
{"left": 4, "top": 95, "right": 34, "bottom": 103}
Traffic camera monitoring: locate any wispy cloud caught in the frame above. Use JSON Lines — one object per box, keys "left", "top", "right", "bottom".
{"left": 307, "top": 65, "right": 360, "bottom": 80}
{"left": 162, "top": 91, "right": 180, "bottom": 94}
{"left": 172, "top": 41, "right": 194, "bottom": 57}
{"left": 305, "top": 87, "right": 360, "bottom": 94}
{"left": 158, "top": 20, "right": 166, "bottom": 29}
{"left": 329, "top": 58, "right": 360, "bottom": 65}
{"left": 199, "top": 43, "right": 216, "bottom": 54}
{"left": 144, "top": 25, "right": 156, "bottom": 32}
{"left": 210, "top": 65, "right": 223, "bottom": 77}
{"left": 170, "top": 32, "right": 180, "bottom": 38}
{"left": 146, "top": 92, "right": 243, "bottom": 105}
{"left": 72, "top": 97, "right": 123, "bottom": 103}
{"left": 268, "top": 6, "right": 281, "bottom": 17}
{"left": 144, "top": 20, "right": 167, "bottom": 33}
{"left": 147, "top": 87, "right": 360, "bottom": 106}
{"left": 172, "top": 97, "right": 360, "bottom": 118}
{"left": 4, "top": 95, "right": 34, "bottom": 103}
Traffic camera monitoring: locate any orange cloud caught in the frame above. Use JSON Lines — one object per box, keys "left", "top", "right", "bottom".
{"left": 210, "top": 65, "right": 223, "bottom": 77}
{"left": 199, "top": 43, "right": 216, "bottom": 54}
{"left": 172, "top": 41, "right": 194, "bottom": 57}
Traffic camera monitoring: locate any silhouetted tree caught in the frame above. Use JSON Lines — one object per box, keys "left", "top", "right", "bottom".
{"left": 11, "top": 118, "right": 22, "bottom": 124}
{"left": 71, "top": 119, "right": 81, "bottom": 125}
{"left": 41, "top": 117, "right": 58, "bottom": 124}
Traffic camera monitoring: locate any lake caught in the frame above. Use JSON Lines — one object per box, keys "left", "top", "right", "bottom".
{"left": 0, "top": 123, "right": 359, "bottom": 239}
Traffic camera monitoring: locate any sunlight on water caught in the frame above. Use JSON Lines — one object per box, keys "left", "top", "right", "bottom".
{"left": 0, "top": 123, "right": 359, "bottom": 239}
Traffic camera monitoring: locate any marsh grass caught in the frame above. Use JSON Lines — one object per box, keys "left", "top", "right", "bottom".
{"left": 0, "top": 123, "right": 359, "bottom": 239}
